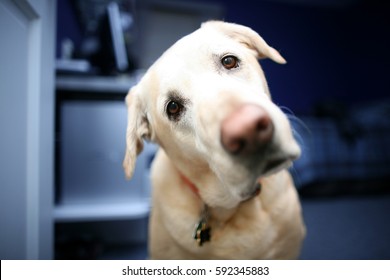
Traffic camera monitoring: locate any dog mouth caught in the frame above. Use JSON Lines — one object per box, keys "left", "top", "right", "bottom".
{"left": 260, "top": 144, "right": 300, "bottom": 175}
{"left": 240, "top": 157, "right": 291, "bottom": 201}
{"left": 263, "top": 157, "right": 291, "bottom": 174}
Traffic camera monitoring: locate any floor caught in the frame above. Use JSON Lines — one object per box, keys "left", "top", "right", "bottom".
{"left": 100, "top": 243, "right": 148, "bottom": 260}
{"left": 299, "top": 193, "right": 390, "bottom": 260}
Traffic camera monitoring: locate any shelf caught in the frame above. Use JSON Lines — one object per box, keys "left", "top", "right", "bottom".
{"left": 54, "top": 199, "right": 150, "bottom": 223}
{"left": 56, "top": 71, "right": 145, "bottom": 93}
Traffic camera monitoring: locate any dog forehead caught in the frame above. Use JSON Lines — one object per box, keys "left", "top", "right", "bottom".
{"left": 152, "top": 29, "right": 248, "bottom": 88}
{"left": 157, "top": 27, "right": 241, "bottom": 67}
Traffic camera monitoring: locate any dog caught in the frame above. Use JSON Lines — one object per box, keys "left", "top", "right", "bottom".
{"left": 123, "top": 21, "right": 305, "bottom": 259}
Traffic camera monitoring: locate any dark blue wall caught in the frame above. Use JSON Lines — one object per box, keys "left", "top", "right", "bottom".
{"left": 205, "top": 0, "right": 389, "bottom": 114}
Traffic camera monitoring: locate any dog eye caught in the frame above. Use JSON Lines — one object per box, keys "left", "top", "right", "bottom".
{"left": 167, "top": 101, "right": 180, "bottom": 114}
{"left": 166, "top": 100, "right": 183, "bottom": 120}
{"left": 221, "top": 55, "right": 239, "bottom": 69}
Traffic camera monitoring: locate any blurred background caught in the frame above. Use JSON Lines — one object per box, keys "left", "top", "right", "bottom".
{"left": 1, "top": 0, "right": 389, "bottom": 259}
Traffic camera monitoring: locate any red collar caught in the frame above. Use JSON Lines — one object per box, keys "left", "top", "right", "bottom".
{"left": 179, "top": 172, "right": 200, "bottom": 196}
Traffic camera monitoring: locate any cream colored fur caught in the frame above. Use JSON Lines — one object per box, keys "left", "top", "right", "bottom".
{"left": 123, "top": 21, "right": 305, "bottom": 259}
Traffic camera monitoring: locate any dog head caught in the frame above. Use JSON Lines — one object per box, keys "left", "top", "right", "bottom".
{"left": 123, "top": 21, "right": 301, "bottom": 209}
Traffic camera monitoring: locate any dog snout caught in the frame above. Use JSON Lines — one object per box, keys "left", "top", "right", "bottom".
{"left": 221, "top": 104, "right": 274, "bottom": 155}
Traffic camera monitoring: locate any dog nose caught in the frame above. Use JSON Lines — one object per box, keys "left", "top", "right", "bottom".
{"left": 221, "top": 104, "right": 274, "bottom": 155}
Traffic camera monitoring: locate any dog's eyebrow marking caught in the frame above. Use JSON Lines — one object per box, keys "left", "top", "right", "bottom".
{"left": 166, "top": 90, "right": 190, "bottom": 106}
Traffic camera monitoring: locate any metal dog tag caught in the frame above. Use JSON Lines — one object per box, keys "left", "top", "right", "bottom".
{"left": 194, "top": 218, "right": 211, "bottom": 246}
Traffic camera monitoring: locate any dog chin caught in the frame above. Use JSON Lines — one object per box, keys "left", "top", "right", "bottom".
{"left": 259, "top": 142, "right": 301, "bottom": 176}
{"left": 237, "top": 153, "right": 297, "bottom": 201}
{"left": 261, "top": 157, "right": 293, "bottom": 177}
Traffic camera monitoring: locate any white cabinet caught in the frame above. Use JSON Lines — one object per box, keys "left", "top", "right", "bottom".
{"left": 54, "top": 75, "right": 155, "bottom": 259}
{"left": 55, "top": 93, "right": 155, "bottom": 223}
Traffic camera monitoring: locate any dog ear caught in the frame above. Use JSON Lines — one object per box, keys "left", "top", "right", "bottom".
{"left": 123, "top": 86, "right": 151, "bottom": 179}
{"left": 202, "top": 21, "right": 287, "bottom": 64}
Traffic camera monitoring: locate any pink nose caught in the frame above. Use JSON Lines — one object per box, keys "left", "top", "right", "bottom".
{"left": 221, "top": 104, "right": 274, "bottom": 155}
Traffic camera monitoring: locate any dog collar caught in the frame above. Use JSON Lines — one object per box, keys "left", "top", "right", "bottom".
{"left": 179, "top": 172, "right": 262, "bottom": 247}
{"left": 179, "top": 172, "right": 200, "bottom": 196}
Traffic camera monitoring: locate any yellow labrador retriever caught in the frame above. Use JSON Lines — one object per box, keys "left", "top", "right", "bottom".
{"left": 123, "top": 21, "right": 305, "bottom": 259}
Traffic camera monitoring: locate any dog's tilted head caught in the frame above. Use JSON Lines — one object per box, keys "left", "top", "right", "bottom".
{"left": 123, "top": 21, "right": 301, "bottom": 209}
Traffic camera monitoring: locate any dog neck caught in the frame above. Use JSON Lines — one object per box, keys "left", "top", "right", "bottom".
{"left": 178, "top": 170, "right": 262, "bottom": 246}
{"left": 179, "top": 171, "right": 261, "bottom": 221}
{"left": 179, "top": 171, "right": 261, "bottom": 205}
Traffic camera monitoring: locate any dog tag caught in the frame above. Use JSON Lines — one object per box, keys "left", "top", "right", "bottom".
{"left": 193, "top": 218, "right": 211, "bottom": 246}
